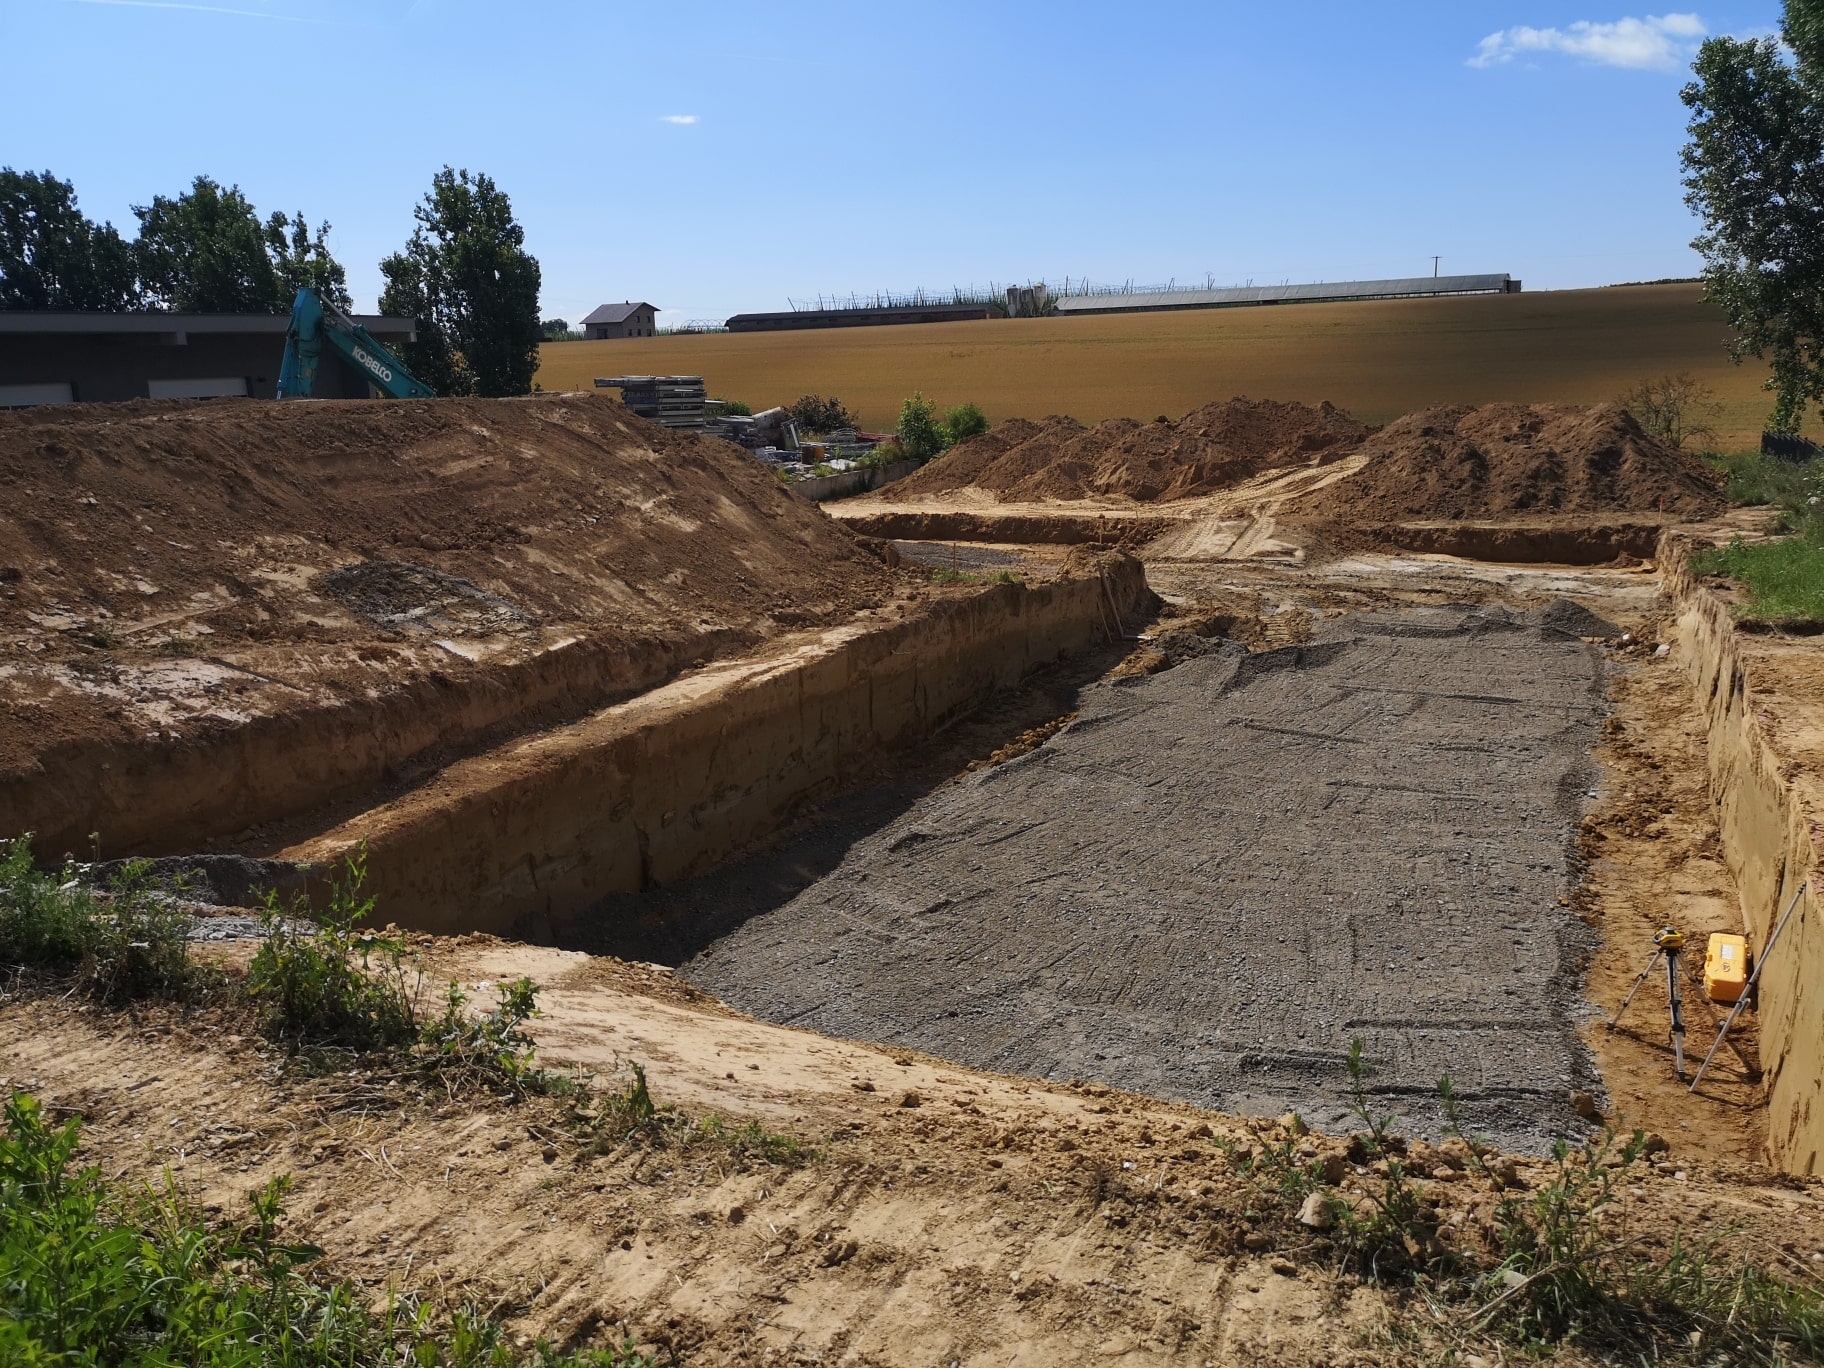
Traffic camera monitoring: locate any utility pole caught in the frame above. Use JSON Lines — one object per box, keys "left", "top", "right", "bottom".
{"left": 1433, "top": 256, "right": 1441, "bottom": 278}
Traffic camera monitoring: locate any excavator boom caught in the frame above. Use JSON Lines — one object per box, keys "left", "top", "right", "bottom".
{"left": 276, "top": 287, "right": 436, "bottom": 400}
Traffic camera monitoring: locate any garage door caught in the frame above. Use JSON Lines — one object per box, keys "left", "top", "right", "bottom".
{"left": 0, "top": 382, "right": 75, "bottom": 408}
{"left": 147, "top": 377, "right": 249, "bottom": 399}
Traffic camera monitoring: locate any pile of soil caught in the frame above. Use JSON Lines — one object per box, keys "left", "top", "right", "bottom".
{"left": 892, "top": 398, "right": 1368, "bottom": 503}
{"left": 0, "top": 393, "right": 890, "bottom": 654}
{"left": 1296, "top": 402, "right": 1728, "bottom": 523}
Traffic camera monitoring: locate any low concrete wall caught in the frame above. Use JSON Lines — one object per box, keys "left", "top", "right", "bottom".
{"left": 1663, "top": 534, "right": 1824, "bottom": 1175}
{"left": 787, "top": 459, "right": 921, "bottom": 503}
{"left": 289, "top": 555, "right": 1152, "bottom": 936}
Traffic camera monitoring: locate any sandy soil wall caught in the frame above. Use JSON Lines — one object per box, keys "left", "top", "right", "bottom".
{"left": 0, "top": 627, "right": 746, "bottom": 860}
{"left": 1664, "top": 537, "right": 1824, "bottom": 1175}
{"left": 287, "top": 557, "right": 1152, "bottom": 936}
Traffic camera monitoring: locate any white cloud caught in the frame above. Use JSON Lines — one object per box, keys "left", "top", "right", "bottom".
{"left": 661, "top": 114, "right": 700, "bottom": 125}
{"left": 1469, "top": 13, "right": 1708, "bottom": 70}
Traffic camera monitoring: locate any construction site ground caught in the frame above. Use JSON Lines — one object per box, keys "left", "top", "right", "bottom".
{"left": 7, "top": 394, "right": 1824, "bottom": 1362}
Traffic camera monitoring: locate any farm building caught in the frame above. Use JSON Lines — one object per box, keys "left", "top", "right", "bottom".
{"left": 0, "top": 310, "right": 417, "bottom": 407}
{"left": 583, "top": 302, "right": 659, "bottom": 339}
{"left": 1054, "top": 273, "right": 1522, "bottom": 317}
{"left": 726, "top": 303, "right": 995, "bottom": 333}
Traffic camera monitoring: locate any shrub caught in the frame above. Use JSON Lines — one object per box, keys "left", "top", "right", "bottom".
{"left": 1618, "top": 372, "right": 1721, "bottom": 449}
{"left": 897, "top": 391, "right": 947, "bottom": 462}
{"left": 787, "top": 394, "right": 853, "bottom": 435}
{"left": 942, "top": 402, "right": 988, "bottom": 444}
{"left": 717, "top": 398, "right": 752, "bottom": 416}
{"left": 0, "top": 836, "right": 204, "bottom": 1003}
{"left": 242, "top": 849, "right": 420, "bottom": 1054}
{"left": 0, "top": 1091, "right": 657, "bottom": 1366}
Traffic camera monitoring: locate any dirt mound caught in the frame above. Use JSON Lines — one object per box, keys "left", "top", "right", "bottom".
{"left": 893, "top": 398, "right": 1369, "bottom": 503}
{"left": 0, "top": 394, "right": 903, "bottom": 855}
{"left": 0, "top": 393, "right": 886, "bottom": 648}
{"left": 1295, "top": 403, "right": 1728, "bottom": 523}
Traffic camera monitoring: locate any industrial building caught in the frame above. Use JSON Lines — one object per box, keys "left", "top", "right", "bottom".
{"left": 582, "top": 302, "right": 659, "bottom": 339}
{"left": 0, "top": 311, "right": 417, "bottom": 407}
{"left": 1053, "top": 273, "right": 1522, "bottom": 316}
{"left": 725, "top": 303, "right": 995, "bottom": 333}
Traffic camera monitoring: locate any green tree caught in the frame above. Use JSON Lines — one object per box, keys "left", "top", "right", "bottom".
{"left": 379, "top": 167, "right": 542, "bottom": 398}
{"left": 788, "top": 394, "right": 855, "bottom": 434}
{"left": 1682, "top": 0, "right": 1824, "bottom": 430}
{"left": 942, "top": 402, "right": 989, "bottom": 444}
{"left": 134, "top": 176, "right": 282, "bottom": 312}
{"left": 0, "top": 169, "right": 139, "bottom": 310}
{"left": 265, "top": 210, "right": 351, "bottom": 311}
{"left": 897, "top": 391, "right": 948, "bottom": 462}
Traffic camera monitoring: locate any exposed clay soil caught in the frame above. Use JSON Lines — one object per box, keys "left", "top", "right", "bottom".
{"left": 0, "top": 395, "right": 914, "bottom": 854}
{"left": 0, "top": 394, "right": 889, "bottom": 665}
{"left": 1294, "top": 403, "right": 1728, "bottom": 525}
{"left": 4, "top": 941, "right": 1819, "bottom": 1367}
{"left": 892, "top": 399, "right": 1368, "bottom": 503}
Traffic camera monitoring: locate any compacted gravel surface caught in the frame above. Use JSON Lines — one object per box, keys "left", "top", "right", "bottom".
{"left": 687, "top": 605, "right": 1609, "bottom": 1152}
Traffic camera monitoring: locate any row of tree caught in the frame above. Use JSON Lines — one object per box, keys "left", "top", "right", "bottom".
{"left": 0, "top": 167, "right": 541, "bottom": 398}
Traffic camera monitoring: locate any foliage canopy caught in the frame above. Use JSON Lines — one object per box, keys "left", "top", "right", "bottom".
{"left": 380, "top": 167, "right": 542, "bottom": 398}
{"left": 0, "top": 168, "right": 139, "bottom": 311}
{"left": 1682, "top": 0, "right": 1824, "bottom": 430}
{"left": 134, "top": 176, "right": 348, "bottom": 313}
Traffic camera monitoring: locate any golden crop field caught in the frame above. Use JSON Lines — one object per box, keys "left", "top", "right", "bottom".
{"left": 536, "top": 284, "right": 1780, "bottom": 448}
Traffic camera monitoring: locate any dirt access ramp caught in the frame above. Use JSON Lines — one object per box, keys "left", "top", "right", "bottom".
{"left": 6, "top": 941, "right": 1818, "bottom": 1366}
{"left": 687, "top": 603, "right": 1613, "bottom": 1155}
{"left": 0, "top": 394, "right": 900, "bottom": 856}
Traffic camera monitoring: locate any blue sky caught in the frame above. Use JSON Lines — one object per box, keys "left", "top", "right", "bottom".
{"left": 2, "top": 1, "right": 1783, "bottom": 325}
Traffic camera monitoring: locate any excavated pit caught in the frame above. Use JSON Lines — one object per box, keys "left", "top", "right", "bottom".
{"left": 681, "top": 603, "right": 1612, "bottom": 1154}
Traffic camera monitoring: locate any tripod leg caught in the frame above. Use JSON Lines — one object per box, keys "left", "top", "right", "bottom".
{"left": 1609, "top": 951, "right": 1662, "bottom": 1030}
{"left": 1666, "top": 949, "right": 1686, "bottom": 1080}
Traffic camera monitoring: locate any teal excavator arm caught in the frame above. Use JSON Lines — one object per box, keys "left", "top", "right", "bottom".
{"left": 276, "top": 287, "right": 437, "bottom": 400}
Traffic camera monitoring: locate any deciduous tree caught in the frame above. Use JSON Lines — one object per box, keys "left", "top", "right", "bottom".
{"left": 379, "top": 167, "right": 542, "bottom": 398}
{"left": 0, "top": 169, "right": 139, "bottom": 311}
{"left": 134, "top": 176, "right": 282, "bottom": 312}
{"left": 1682, "top": 0, "right": 1824, "bottom": 430}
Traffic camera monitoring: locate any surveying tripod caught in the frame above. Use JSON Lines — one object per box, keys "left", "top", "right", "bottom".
{"left": 1607, "top": 927, "right": 1687, "bottom": 1080}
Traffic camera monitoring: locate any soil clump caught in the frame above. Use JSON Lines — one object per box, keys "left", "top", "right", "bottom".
{"left": 893, "top": 398, "right": 1368, "bottom": 503}
{"left": 1295, "top": 402, "right": 1728, "bottom": 524}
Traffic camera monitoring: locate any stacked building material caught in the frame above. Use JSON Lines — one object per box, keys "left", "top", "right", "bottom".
{"left": 595, "top": 375, "right": 707, "bottom": 431}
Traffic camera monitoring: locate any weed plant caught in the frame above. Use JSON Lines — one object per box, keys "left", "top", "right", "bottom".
{"left": 573, "top": 1061, "right": 809, "bottom": 1169}
{"left": 1233, "top": 1039, "right": 1824, "bottom": 1363}
{"left": 0, "top": 1092, "right": 657, "bottom": 1366}
{"left": 0, "top": 836, "right": 207, "bottom": 1003}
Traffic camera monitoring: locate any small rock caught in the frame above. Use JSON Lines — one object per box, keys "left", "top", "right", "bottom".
{"left": 897, "top": 1091, "right": 922, "bottom": 1108}
{"left": 1297, "top": 1193, "right": 1333, "bottom": 1230}
{"left": 1269, "top": 1257, "right": 1297, "bottom": 1276}
{"left": 1319, "top": 1154, "right": 1348, "bottom": 1186}
{"left": 1242, "top": 1232, "right": 1272, "bottom": 1251}
{"left": 1277, "top": 1112, "right": 1308, "bottom": 1138}
{"left": 541, "top": 1146, "right": 558, "bottom": 1163}
{"left": 1571, "top": 1090, "right": 1600, "bottom": 1120}
{"left": 726, "top": 1205, "right": 746, "bottom": 1225}
{"left": 1641, "top": 1133, "right": 1671, "bottom": 1157}
{"left": 1499, "top": 1268, "right": 1528, "bottom": 1291}
{"left": 850, "top": 1079, "right": 876, "bottom": 1092}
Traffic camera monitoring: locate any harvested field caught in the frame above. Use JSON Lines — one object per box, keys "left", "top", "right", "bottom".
{"left": 686, "top": 603, "right": 1610, "bottom": 1154}
{"left": 891, "top": 399, "right": 1367, "bottom": 503}
{"left": 535, "top": 284, "right": 1780, "bottom": 448}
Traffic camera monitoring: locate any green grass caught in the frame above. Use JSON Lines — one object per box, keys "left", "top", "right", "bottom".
{"left": 0, "top": 1092, "right": 656, "bottom": 1366}
{"left": 1693, "top": 453, "right": 1824, "bottom": 625}
{"left": 1692, "top": 535, "right": 1824, "bottom": 625}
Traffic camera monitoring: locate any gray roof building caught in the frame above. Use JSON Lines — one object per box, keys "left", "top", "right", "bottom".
{"left": 582, "top": 302, "right": 658, "bottom": 340}
{"left": 0, "top": 311, "right": 417, "bottom": 407}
